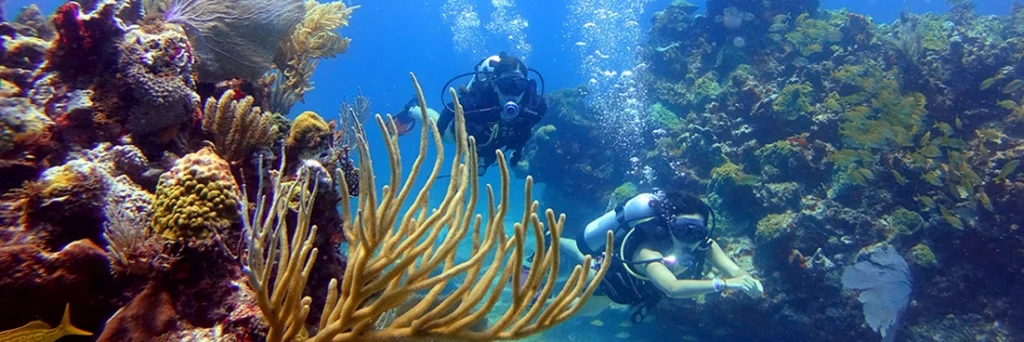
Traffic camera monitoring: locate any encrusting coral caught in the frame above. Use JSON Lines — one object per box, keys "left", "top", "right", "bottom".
{"left": 150, "top": 146, "right": 242, "bottom": 240}
{"left": 243, "top": 74, "right": 613, "bottom": 341}
{"left": 118, "top": 22, "right": 200, "bottom": 143}
{"left": 201, "top": 89, "right": 279, "bottom": 163}
{"left": 286, "top": 110, "right": 333, "bottom": 161}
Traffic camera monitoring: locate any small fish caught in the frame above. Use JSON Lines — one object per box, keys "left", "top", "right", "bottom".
{"left": 590, "top": 319, "right": 605, "bottom": 326}
{"left": 980, "top": 75, "right": 1000, "bottom": 90}
{"left": 922, "top": 171, "right": 942, "bottom": 186}
{"left": 995, "top": 160, "right": 1019, "bottom": 182}
{"left": 957, "top": 179, "right": 972, "bottom": 199}
{"left": 618, "top": 321, "right": 631, "bottom": 327}
{"left": 975, "top": 129, "right": 1002, "bottom": 143}
{"left": 908, "top": 152, "right": 927, "bottom": 166}
{"left": 934, "top": 122, "right": 953, "bottom": 136}
{"left": 1002, "top": 79, "right": 1024, "bottom": 94}
{"left": 0, "top": 303, "right": 92, "bottom": 342}
{"left": 978, "top": 190, "right": 994, "bottom": 212}
{"left": 916, "top": 195, "right": 936, "bottom": 208}
{"left": 955, "top": 117, "right": 962, "bottom": 129}
{"left": 919, "top": 131, "right": 931, "bottom": 147}
{"left": 997, "top": 100, "right": 1019, "bottom": 111}
{"left": 941, "top": 138, "right": 966, "bottom": 149}
{"left": 948, "top": 151, "right": 963, "bottom": 165}
{"left": 615, "top": 332, "right": 632, "bottom": 339}
{"left": 892, "top": 170, "right": 907, "bottom": 185}
{"left": 939, "top": 205, "right": 965, "bottom": 230}
{"left": 960, "top": 163, "right": 982, "bottom": 186}
{"left": 918, "top": 145, "right": 942, "bottom": 158}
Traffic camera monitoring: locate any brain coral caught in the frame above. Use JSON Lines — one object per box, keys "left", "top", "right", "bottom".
{"left": 119, "top": 22, "right": 200, "bottom": 143}
{"left": 151, "top": 147, "right": 241, "bottom": 240}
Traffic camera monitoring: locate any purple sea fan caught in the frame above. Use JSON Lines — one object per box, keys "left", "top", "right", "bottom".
{"left": 163, "top": 0, "right": 305, "bottom": 82}
{"left": 841, "top": 244, "right": 912, "bottom": 342}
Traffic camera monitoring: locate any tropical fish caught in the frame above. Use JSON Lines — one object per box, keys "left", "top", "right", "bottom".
{"left": 980, "top": 75, "right": 1000, "bottom": 90}
{"left": 1002, "top": 79, "right": 1024, "bottom": 94}
{"left": 975, "top": 128, "right": 1002, "bottom": 143}
{"left": 0, "top": 303, "right": 92, "bottom": 342}
{"left": 960, "top": 163, "right": 982, "bottom": 186}
{"left": 915, "top": 195, "right": 936, "bottom": 209}
{"left": 998, "top": 100, "right": 1019, "bottom": 111}
{"left": 922, "top": 171, "right": 942, "bottom": 186}
{"left": 934, "top": 122, "right": 953, "bottom": 137}
{"left": 918, "top": 144, "right": 941, "bottom": 158}
{"left": 995, "top": 160, "right": 1019, "bottom": 182}
{"left": 919, "top": 131, "right": 931, "bottom": 147}
{"left": 978, "top": 190, "right": 994, "bottom": 212}
{"left": 615, "top": 332, "right": 632, "bottom": 339}
{"left": 590, "top": 319, "right": 605, "bottom": 326}
{"left": 892, "top": 170, "right": 907, "bottom": 185}
{"left": 941, "top": 138, "right": 966, "bottom": 149}
{"left": 939, "top": 205, "right": 965, "bottom": 230}
{"left": 955, "top": 117, "right": 962, "bottom": 129}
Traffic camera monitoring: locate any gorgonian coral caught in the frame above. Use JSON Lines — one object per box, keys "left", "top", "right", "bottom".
{"left": 150, "top": 147, "right": 242, "bottom": 240}
{"left": 163, "top": 0, "right": 306, "bottom": 82}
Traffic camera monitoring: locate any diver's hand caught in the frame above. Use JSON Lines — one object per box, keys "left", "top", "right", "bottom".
{"left": 726, "top": 275, "right": 764, "bottom": 298}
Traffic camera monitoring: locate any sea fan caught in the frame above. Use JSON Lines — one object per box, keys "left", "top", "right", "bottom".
{"left": 164, "top": 0, "right": 305, "bottom": 82}
{"left": 841, "top": 244, "right": 913, "bottom": 342}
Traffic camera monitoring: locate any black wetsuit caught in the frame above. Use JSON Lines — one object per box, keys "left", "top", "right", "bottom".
{"left": 436, "top": 79, "right": 546, "bottom": 174}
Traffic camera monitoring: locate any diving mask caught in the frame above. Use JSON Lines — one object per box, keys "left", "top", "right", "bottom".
{"left": 495, "top": 72, "right": 528, "bottom": 96}
{"left": 670, "top": 216, "right": 708, "bottom": 243}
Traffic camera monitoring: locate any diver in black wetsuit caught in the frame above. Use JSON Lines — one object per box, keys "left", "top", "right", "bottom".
{"left": 393, "top": 52, "right": 547, "bottom": 176}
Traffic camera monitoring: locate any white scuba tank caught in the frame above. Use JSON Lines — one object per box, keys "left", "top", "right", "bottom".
{"left": 581, "top": 193, "right": 659, "bottom": 253}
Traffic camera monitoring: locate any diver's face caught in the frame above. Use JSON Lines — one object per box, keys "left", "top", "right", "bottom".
{"left": 494, "top": 72, "right": 527, "bottom": 103}
{"left": 669, "top": 213, "right": 707, "bottom": 251}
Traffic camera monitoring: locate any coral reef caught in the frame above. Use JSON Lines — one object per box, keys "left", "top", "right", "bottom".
{"left": 507, "top": 1, "right": 1024, "bottom": 341}
{"left": 0, "top": 1, "right": 361, "bottom": 340}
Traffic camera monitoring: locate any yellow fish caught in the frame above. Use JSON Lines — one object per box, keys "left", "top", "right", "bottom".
{"left": 0, "top": 303, "right": 91, "bottom": 342}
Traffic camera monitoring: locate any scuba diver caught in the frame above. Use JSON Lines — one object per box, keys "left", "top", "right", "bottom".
{"left": 558, "top": 191, "right": 764, "bottom": 322}
{"left": 392, "top": 51, "right": 547, "bottom": 175}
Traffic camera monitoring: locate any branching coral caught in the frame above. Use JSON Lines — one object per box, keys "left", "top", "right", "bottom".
{"left": 163, "top": 0, "right": 306, "bottom": 82}
{"left": 269, "top": 0, "right": 358, "bottom": 113}
{"left": 201, "top": 89, "right": 279, "bottom": 163}
{"left": 245, "top": 74, "right": 612, "bottom": 341}
{"left": 150, "top": 147, "right": 242, "bottom": 240}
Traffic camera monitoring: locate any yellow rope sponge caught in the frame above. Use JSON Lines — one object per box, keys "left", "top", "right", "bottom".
{"left": 151, "top": 147, "right": 242, "bottom": 240}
